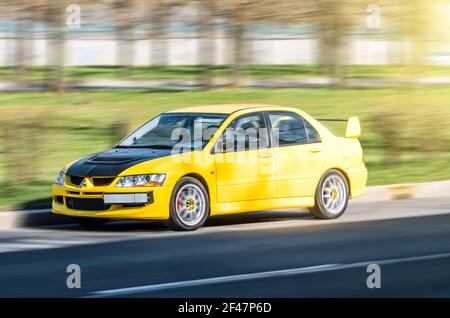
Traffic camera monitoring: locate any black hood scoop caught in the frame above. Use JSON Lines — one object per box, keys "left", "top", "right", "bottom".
{"left": 66, "top": 148, "right": 172, "bottom": 177}
{"left": 87, "top": 155, "right": 139, "bottom": 164}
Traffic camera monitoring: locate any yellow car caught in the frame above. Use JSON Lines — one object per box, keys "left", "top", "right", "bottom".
{"left": 52, "top": 104, "right": 367, "bottom": 230}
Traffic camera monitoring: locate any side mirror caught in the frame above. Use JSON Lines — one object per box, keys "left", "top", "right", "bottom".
{"left": 214, "top": 138, "right": 235, "bottom": 153}
{"left": 345, "top": 116, "right": 361, "bottom": 139}
{"left": 224, "top": 142, "right": 235, "bottom": 152}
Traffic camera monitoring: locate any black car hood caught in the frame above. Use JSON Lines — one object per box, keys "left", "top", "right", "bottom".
{"left": 66, "top": 148, "right": 172, "bottom": 177}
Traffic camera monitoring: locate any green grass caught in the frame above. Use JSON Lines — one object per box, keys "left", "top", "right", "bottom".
{"left": 1, "top": 87, "right": 449, "bottom": 209}
{"left": 1, "top": 65, "right": 450, "bottom": 82}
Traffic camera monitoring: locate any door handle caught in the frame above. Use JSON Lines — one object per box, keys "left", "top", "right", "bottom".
{"left": 309, "top": 147, "right": 322, "bottom": 153}
{"left": 259, "top": 153, "right": 272, "bottom": 158}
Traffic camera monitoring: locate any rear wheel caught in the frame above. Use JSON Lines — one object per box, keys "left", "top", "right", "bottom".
{"left": 309, "top": 170, "right": 349, "bottom": 219}
{"left": 166, "top": 177, "right": 209, "bottom": 231}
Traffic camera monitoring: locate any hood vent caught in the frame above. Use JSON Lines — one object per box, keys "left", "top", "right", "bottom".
{"left": 87, "top": 156, "right": 137, "bottom": 164}
{"left": 69, "top": 176, "right": 84, "bottom": 186}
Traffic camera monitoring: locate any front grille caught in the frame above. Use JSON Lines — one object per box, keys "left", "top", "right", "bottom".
{"left": 66, "top": 197, "right": 110, "bottom": 211}
{"left": 70, "top": 176, "right": 84, "bottom": 186}
{"left": 92, "top": 177, "right": 115, "bottom": 186}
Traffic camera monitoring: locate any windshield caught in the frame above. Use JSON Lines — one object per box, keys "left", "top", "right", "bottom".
{"left": 117, "top": 113, "right": 227, "bottom": 150}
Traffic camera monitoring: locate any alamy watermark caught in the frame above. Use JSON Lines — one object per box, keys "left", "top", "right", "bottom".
{"left": 66, "top": 4, "right": 81, "bottom": 29}
{"left": 366, "top": 4, "right": 382, "bottom": 29}
{"left": 366, "top": 263, "right": 381, "bottom": 289}
{"left": 66, "top": 264, "right": 81, "bottom": 289}
{"left": 167, "top": 124, "right": 278, "bottom": 176}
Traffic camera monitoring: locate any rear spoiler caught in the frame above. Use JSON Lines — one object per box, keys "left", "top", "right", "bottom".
{"left": 317, "top": 117, "right": 361, "bottom": 139}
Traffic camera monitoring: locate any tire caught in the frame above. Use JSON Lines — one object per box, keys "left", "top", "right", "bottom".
{"left": 308, "top": 169, "right": 349, "bottom": 219}
{"left": 73, "top": 217, "right": 108, "bottom": 227}
{"left": 166, "top": 177, "right": 210, "bottom": 231}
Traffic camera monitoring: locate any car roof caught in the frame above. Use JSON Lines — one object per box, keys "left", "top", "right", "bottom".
{"left": 167, "top": 104, "right": 288, "bottom": 114}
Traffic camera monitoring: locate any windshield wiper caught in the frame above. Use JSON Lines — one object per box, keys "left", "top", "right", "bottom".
{"left": 115, "top": 144, "right": 173, "bottom": 149}
{"left": 144, "top": 144, "right": 174, "bottom": 149}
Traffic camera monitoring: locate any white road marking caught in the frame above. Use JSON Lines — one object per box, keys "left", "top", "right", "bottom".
{"left": 0, "top": 234, "right": 130, "bottom": 253}
{"left": 0, "top": 244, "right": 57, "bottom": 253}
{"left": 89, "top": 252, "right": 450, "bottom": 297}
{"left": 89, "top": 264, "right": 338, "bottom": 297}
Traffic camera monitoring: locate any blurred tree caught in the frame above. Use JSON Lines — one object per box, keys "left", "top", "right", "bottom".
{"left": 197, "top": 0, "right": 215, "bottom": 88}
{"left": 12, "top": 1, "right": 32, "bottom": 85}
{"left": 309, "top": 0, "right": 364, "bottom": 87}
{"left": 215, "top": 0, "right": 304, "bottom": 87}
{"left": 370, "top": 111, "right": 404, "bottom": 165}
{"left": 315, "top": 1, "right": 347, "bottom": 86}
{"left": 110, "top": 0, "right": 139, "bottom": 78}
{"left": 147, "top": 0, "right": 192, "bottom": 68}
{"left": 111, "top": 0, "right": 185, "bottom": 75}
{"left": 42, "top": 0, "right": 67, "bottom": 91}
{"left": 369, "top": 0, "right": 436, "bottom": 82}
{"left": 109, "top": 120, "right": 129, "bottom": 146}
{"left": 2, "top": 0, "right": 442, "bottom": 90}
{"left": 395, "top": 0, "right": 429, "bottom": 83}
{"left": 3, "top": 0, "right": 49, "bottom": 86}
{"left": 0, "top": 110, "right": 48, "bottom": 185}
{"left": 146, "top": 0, "right": 171, "bottom": 67}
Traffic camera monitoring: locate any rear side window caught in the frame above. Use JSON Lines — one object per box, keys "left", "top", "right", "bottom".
{"left": 268, "top": 112, "right": 321, "bottom": 146}
{"left": 268, "top": 113, "right": 308, "bottom": 146}
{"left": 305, "top": 120, "right": 321, "bottom": 143}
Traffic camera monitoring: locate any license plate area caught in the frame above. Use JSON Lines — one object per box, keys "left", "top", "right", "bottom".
{"left": 103, "top": 193, "right": 149, "bottom": 205}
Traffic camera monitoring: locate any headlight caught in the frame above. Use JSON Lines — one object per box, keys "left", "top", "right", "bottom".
{"left": 115, "top": 174, "right": 166, "bottom": 187}
{"left": 54, "top": 171, "right": 66, "bottom": 185}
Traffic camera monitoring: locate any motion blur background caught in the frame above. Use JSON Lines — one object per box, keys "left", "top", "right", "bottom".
{"left": 0, "top": 0, "right": 449, "bottom": 210}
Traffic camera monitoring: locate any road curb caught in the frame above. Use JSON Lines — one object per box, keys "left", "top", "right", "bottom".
{"left": 1, "top": 179, "right": 449, "bottom": 230}
{"left": 353, "top": 179, "right": 450, "bottom": 203}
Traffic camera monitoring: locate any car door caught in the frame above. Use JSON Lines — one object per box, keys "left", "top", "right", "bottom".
{"left": 267, "top": 111, "right": 325, "bottom": 198}
{"left": 213, "top": 112, "right": 276, "bottom": 203}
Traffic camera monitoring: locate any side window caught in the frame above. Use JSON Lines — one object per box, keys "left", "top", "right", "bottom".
{"left": 304, "top": 120, "right": 321, "bottom": 143}
{"left": 268, "top": 112, "right": 308, "bottom": 146}
{"left": 219, "top": 113, "right": 269, "bottom": 152}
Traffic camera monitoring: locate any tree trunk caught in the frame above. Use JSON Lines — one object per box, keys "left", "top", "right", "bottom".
{"left": 115, "top": 2, "right": 134, "bottom": 79}
{"left": 49, "top": 1, "right": 66, "bottom": 92}
{"left": 15, "top": 12, "right": 30, "bottom": 86}
{"left": 117, "top": 24, "right": 134, "bottom": 78}
{"left": 231, "top": 23, "right": 244, "bottom": 87}
{"left": 46, "top": 0, "right": 66, "bottom": 92}
{"left": 317, "top": 26, "right": 332, "bottom": 76}
{"left": 53, "top": 28, "right": 65, "bottom": 91}
{"left": 331, "top": 29, "right": 347, "bottom": 88}
{"left": 198, "top": 0, "right": 215, "bottom": 89}
{"left": 393, "top": 0, "right": 427, "bottom": 87}
{"left": 406, "top": 0, "right": 427, "bottom": 85}
{"left": 150, "top": 9, "right": 168, "bottom": 67}
{"left": 316, "top": 1, "right": 347, "bottom": 88}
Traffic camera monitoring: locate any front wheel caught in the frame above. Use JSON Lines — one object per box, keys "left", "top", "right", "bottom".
{"left": 309, "top": 170, "right": 349, "bottom": 219}
{"left": 166, "top": 177, "right": 209, "bottom": 231}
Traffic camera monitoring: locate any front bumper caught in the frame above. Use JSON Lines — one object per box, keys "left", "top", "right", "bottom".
{"left": 51, "top": 180, "right": 171, "bottom": 220}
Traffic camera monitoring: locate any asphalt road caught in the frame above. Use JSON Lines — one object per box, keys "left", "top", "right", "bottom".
{"left": 0, "top": 197, "right": 449, "bottom": 297}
